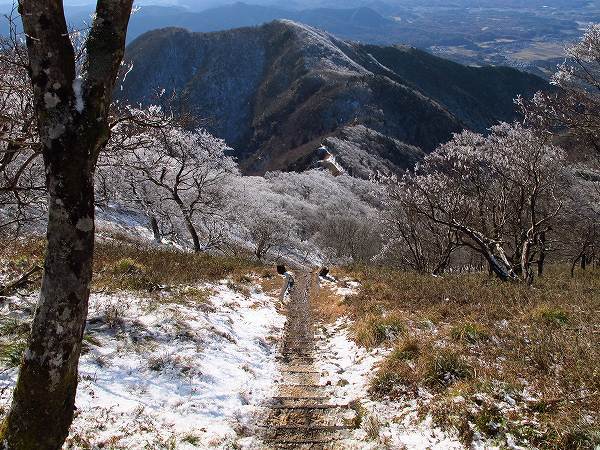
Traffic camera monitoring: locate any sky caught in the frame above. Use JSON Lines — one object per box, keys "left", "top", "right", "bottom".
{"left": 41, "top": 0, "right": 600, "bottom": 11}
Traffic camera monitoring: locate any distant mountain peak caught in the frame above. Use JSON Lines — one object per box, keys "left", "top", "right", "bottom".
{"left": 119, "top": 21, "right": 547, "bottom": 176}
{"left": 272, "top": 19, "right": 370, "bottom": 75}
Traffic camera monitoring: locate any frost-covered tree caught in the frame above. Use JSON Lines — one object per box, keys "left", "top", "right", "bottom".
{"left": 487, "top": 124, "right": 568, "bottom": 281}
{"left": 395, "top": 123, "right": 567, "bottom": 283}
{"left": 1, "top": 1, "right": 134, "bottom": 447}
{"left": 317, "top": 204, "right": 382, "bottom": 264}
{"left": 109, "top": 126, "right": 238, "bottom": 252}
{"left": 382, "top": 187, "right": 461, "bottom": 274}
{"left": 0, "top": 22, "right": 45, "bottom": 235}
{"left": 96, "top": 104, "right": 185, "bottom": 242}
{"left": 232, "top": 176, "right": 297, "bottom": 261}
{"left": 262, "top": 170, "right": 383, "bottom": 264}
{"left": 0, "top": 11, "right": 175, "bottom": 239}
{"left": 555, "top": 169, "right": 600, "bottom": 275}
{"left": 223, "top": 170, "right": 383, "bottom": 264}
{"left": 518, "top": 22, "right": 600, "bottom": 249}
{"left": 518, "top": 24, "right": 600, "bottom": 153}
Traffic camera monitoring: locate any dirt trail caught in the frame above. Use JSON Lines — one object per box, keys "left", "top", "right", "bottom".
{"left": 262, "top": 271, "right": 354, "bottom": 449}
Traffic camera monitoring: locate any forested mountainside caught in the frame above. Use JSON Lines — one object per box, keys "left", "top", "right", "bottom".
{"left": 118, "top": 20, "right": 547, "bottom": 175}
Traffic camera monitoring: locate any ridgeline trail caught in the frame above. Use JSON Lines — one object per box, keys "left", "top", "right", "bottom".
{"left": 262, "top": 271, "right": 354, "bottom": 449}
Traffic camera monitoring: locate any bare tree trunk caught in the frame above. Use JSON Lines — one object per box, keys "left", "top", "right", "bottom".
{"left": 537, "top": 232, "right": 546, "bottom": 277}
{"left": 184, "top": 215, "right": 202, "bottom": 252}
{"left": 149, "top": 215, "right": 161, "bottom": 243}
{"left": 432, "top": 250, "right": 451, "bottom": 276}
{"left": 0, "top": 1, "right": 133, "bottom": 447}
{"left": 256, "top": 241, "right": 267, "bottom": 261}
{"left": 444, "top": 222, "right": 517, "bottom": 281}
{"left": 171, "top": 191, "right": 201, "bottom": 252}
{"left": 521, "top": 239, "right": 534, "bottom": 285}
{"left": 1, "top": 158, "right": 95, "bottom": 448}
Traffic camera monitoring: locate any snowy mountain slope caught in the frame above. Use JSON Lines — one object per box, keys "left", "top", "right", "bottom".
{"left": 0, "top": 278, "right": 286, "bottom": 448}
{"left": 321, "top": 125, "right": 424, "bottom": 179}
{"left": 118, "top": 20, "right": 547, "bottom": 176}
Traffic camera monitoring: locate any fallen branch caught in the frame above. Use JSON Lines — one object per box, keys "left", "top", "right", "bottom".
{"left": 0, "top": 265, "right": 42, "bottom": 296}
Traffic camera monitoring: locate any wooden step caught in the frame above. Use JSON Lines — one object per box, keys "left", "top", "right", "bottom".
{"left": 280, "top": 367, "right": 320, "bottom": 374}
{"left": 264, "top": 414, "right": 354, "bottom": 429}
{"left": 276, "top": 356, "right": 315, "bottom": 363}
{"left": 266, "top": 400, "right": 333, "bottom": 408}
{"left": 271, "top": 396, "right": 329, "bottom": 401}
{"left": 276, "top": 385, "right": 332, "bottom": 397}
{"left": 264, "top": 434, "right": 350, "bottom": 444}
{"left": 268, "top": 404, "right": 349, "bottom": 410}
{"left": 266, "top": 425, "right": 354, "bottom": 431}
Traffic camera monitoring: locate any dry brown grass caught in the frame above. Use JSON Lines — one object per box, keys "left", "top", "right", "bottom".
{"left": 338, "top": 265, "right": 600, "bottom": 449}
{"left": 255, "top": 269, "right": 282, "bottom": 297}
{"left": 93, "top": 239, "right": 263, "bottom": 292}
{"left": 0, "top": 235, "right": 265, "bottom": 294}
{"left": 311, "top": 280, "right": 350, "bottom": 323}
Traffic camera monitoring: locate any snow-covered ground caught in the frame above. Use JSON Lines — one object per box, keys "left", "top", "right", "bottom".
{"left": 0, "top": 279, "right": 285, "bottom": 449}
{"left": 314, "top": 274, "right": 466, "bottom": 449}
{"left": 316, "top": 318, "right": 464, "bottom": 449}
{"left": 320, "top": 274, "right": 361, "bottom": 297}
{"left": 96, "top": 204, "right": 155, "bottom": 242}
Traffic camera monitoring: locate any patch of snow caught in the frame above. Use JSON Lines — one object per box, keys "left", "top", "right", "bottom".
{"left": 73, "top": 77, "right": 85, "bottom": 113}
{"left": 336, "top": 279, "right": 360, "bottom": 297}
{"left": 316, "top": 318, "right": 465, "bottom": 449}
{"left": 95, "top": 203, "right": 156, "bottom": 242}
{"left": 0, "top": 280, "right": 285, "bottom": 448}
{"left": 366, "top": 53, "right": 397, "bottom": 75}
{"left": 278, "top": 20, "right": 371, "bottom": 76}
{"left": 120, "top": 63, "right": 135, "bottom": 90}
{"left": 321, "top": 276, "right": 360, "bottom": 298}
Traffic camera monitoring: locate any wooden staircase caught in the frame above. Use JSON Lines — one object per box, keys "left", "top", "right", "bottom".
{"left": 262, "top": 272, "right": 355, "bottom": 449}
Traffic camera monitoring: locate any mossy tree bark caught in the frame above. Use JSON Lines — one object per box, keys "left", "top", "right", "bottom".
{"left": 0, "top": 1, "right": 133, "bottom": 448}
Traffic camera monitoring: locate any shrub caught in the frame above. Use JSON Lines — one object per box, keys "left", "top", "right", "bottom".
{"left": 148, "top": 354, "right": 168, "bottom": 372}
{"left": 0, "top": 340, "right": 27, "bottom": 368}
{"left": 345, "top": 400, "right": 368, "bottom": 429}
{"left": 423, "top": 349, "right": 473, "bottom": 389}
{"left": 174, "top": 287, "right": 212, "bottom": 305}
{"left": 536, "top": 307, "right": 569, "bottom": 326}
{"left": 451, "top": 322, "right": 488, "bottom": 344}
{"left": 363, "top": 415, "right": 381, "bottom": 441}
{"left": 473, "top": 405, "right": 506, "bottom": 437}
{"left": 369, "top": 341, "right": 419, "bottom": 399}
{"left": 559, "top": 425, "right": 600, "bottom": 450}
{"left": 0, "top": 319, "right": 30, "bottom": 337}
{"left": 354, "top": 313, "right": 405, "bottom": 348}
{"left": 388, "top": 338, "right": 420, "bottom": 362}
{"left": 101, "top": 257, "right": 156, "bottom": 291}
{"left": 181, "top": 434, "right": 201, "bottom": 445}
{"left": 369, "top": 367, "right": 413, "bottom": 399}
{"left": 111, "top": 258, "right": 146, "bottom": 275}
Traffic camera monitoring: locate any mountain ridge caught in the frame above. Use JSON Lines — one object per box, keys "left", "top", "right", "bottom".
{"left": 118, "top": 20, "right": 548, "bottom": 176}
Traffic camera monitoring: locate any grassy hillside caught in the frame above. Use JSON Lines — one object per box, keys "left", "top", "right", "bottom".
{"left": 0, "top": 236, "right": 285, "bottom": 447}
{"left": 316, "top": 266, "right": 600, "bottom": 449}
